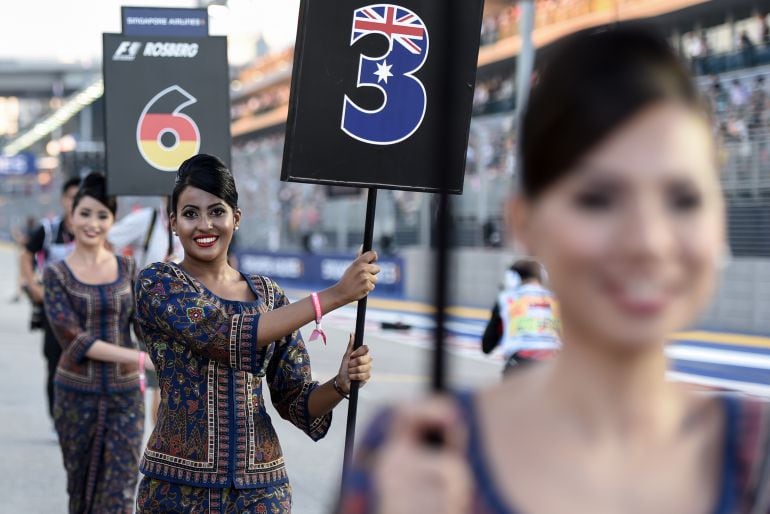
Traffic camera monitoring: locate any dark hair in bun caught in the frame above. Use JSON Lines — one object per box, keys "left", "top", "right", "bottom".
{"left": 171, "top": 154, "right": 238, "bottom": 215}
{"left": 72, "top": 172, "right": 117, "bottom": 216}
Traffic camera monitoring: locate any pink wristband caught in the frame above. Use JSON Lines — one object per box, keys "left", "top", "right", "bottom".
{"left": 308, "top": 292, "right": 327, "bottom": 345}
{"left": 138, "top": 351, "right": 147, "bottom": 393}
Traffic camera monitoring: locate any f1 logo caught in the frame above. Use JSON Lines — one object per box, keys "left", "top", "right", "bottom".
{"left": 113, "top": 41, "right": 142, "bottom": 62}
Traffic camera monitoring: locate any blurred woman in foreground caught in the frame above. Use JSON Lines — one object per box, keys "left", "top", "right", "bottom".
{"left": 341, "top": 25, "right": 770, "bottom": 514}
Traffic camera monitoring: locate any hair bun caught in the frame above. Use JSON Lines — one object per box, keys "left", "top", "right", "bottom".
{"left": 73, "top": 172, "right": 117, "bottom": 216}
{"left": 80, "top": 172, "right": 106, "bottom": 191}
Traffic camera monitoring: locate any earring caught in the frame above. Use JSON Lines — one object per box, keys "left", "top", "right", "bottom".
{"left": 234, "top": 225, "right": 240, "bottom": 231}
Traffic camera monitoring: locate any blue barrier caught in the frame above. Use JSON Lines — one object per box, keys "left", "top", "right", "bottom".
{"left": 236, "top": 250, "right": 405, "bottom": 297}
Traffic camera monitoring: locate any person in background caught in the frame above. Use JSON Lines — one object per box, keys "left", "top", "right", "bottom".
{"left": 108, "top": 197, "right": 182, "bottom": 270}
{"left": 10, "top": 216, "right": 37, "bottom": 302}
{"left": 340, "top": 24, "right": 770, "bottom": 514}
{"left": 481, "top": 259, "right": 560, "bottom": 374}
{"left": 19, "top": 176, "right": 80, "bottom": 422}
{"left": 134, "top": 154, "right": 377, "bottom": 512}
{"left": 43, "top": 173, "right": 154, "bottom": 513}
{"left": 758, "top": 12, "right": 770, "bottom": 46}
{"left": 739, "top": 30, "right": 757, "bottom": 67}
{"left": 750, "top": 75, "right": 768, "bottom": 130}
{"left": 108, "top": 197, "right": 183, "bottom": 425}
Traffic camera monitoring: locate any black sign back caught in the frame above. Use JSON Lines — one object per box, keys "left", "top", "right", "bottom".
{"left": 103, "top": 34, "right": 231, "bottom": 196}
{"left": 282, "top": 1, "right": 484, "bottom": 193}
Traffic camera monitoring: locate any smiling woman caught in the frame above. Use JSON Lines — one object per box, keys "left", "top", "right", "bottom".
{"left": 133, "top": 153, "right": 380, "bottom": 512}
{"left": 42, "top": 173, "right": 154, "bottom": 514}
{"left": 339, "top": 24, "right": 770, "bottom": 514}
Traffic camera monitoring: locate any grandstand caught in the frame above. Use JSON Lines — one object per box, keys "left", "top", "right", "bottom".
{"left": 232, "top": 0, "right": 770, "bottom": 257}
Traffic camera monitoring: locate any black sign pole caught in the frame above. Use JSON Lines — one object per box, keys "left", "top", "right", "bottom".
{"left": 432, "top": 0, "right": 459, "bottom": 394}
{"left": 341, "top": 186, "right": 378, "bottom": 482}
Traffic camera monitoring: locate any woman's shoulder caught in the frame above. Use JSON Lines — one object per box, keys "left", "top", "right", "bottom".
{"left": 135, "top": 262, "right": 198, "bottom": 296}
{"left": 137, "top": 260, "right": 183, "bottom": 281}
{"left": 42, "top": 259, "right": 67, "bottom": 282}
{"left": 243, "top": 274, "right": 287, "bottom": 308}
{"left": 117, "top": 254, "right": 135, "bottom": 274}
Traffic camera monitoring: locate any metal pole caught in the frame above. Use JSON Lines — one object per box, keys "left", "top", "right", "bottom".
{"left": 515, "top": 0, "right": 536, "bottom": 137}
{"left": 433, "top": 190, "right": 449, "bottom": 392}
{"left": 340, "top": 187, "right": 377, "bottom": 480}
{"left": 431, "top": 0, "right": 470, "bottom": 394}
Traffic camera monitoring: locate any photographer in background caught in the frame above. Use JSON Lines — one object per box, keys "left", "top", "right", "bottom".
{"left": 481, "top": 259, "right": 560, "bottom": 374}
{"left": 19, "top": 177, "right": 80, "bottom": 422}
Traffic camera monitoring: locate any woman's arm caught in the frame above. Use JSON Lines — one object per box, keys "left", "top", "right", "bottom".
{"left": 85, "top": 340, "right": 154, "bottom": 370}
{"left": 43, "top": 264, "right": 101, "bottom": 363}
{"left": 256, "top": 251, "right": 379, "bottom": 345}
{"left": 481, "top": 302, "right": 503, "bottom": 354}
{"left": 44, "top": 261, "right": 153, "bottom": 371}
{"left": 135, "top": 254, "right": 379, "bottom": 375}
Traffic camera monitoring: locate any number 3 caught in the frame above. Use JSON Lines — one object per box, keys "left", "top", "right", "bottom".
{"left": 342, "top": 4, "right": 430, "bottom": 145}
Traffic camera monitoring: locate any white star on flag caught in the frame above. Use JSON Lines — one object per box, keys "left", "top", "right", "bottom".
{"left": 374, "top": 60, "right": 394, "bottom": 84}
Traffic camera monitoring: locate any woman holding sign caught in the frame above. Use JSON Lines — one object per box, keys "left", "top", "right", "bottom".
{"left": 134, "top": 154, "right": 377, "bottom": 511}
{"left": 340, "top": 25, "right": 770, "bottom": 513}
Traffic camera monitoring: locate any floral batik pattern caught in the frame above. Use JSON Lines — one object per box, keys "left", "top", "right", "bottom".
{"left": 54, "top": 388, "right": 145, "bottom": 514}
{"left": 43, "top": 256, "right": 141, "bottom": 394}
{"left": 134, "top": 262, "right": 332, "bottom": 493}
{"left": 136, "top": 477, "right": 292, "bottom": 513}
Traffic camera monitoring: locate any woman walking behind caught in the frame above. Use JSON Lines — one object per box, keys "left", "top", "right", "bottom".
{"left": 43, "top": 173, "right": 154, "bottom": 513}
{"left": 134, "top": 154, "right": 377, "bottom": 512}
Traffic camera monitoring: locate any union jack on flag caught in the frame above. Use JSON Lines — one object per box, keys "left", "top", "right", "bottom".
{"left": 352, "top": 4, "right": 427, "bottom": 55}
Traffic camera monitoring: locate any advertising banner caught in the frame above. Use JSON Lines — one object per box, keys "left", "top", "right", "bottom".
{"left": 122, "top": 6, "right": 209, "bottom": 37}
{"left": 0, "top": 152, "right": 36, "bottom": 176}
{"left": 237, "top": 250, "right": 405, "bottom": 297}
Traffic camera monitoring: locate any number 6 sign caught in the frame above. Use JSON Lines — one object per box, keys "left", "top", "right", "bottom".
{"left": 136, "top": 85, "right": 201, "bottom": 171}
{"left": 341, "top": 4, "right": 429, "bottom": 145}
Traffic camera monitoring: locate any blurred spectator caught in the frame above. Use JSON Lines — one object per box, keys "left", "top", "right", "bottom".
{"left": 10, "top": 216, "right": 38, "bottom": 303}
{"left": 739, "top": 30, "right": 757, "bottom": 67}
{"left": 729, "top": 78, "right": 750, "bottom": 110}
{"left": 710, "top": 78, "right": 729, "bottom": 115}
{"left": 759, "top": 13, "right": 770, "bottom": 46}
{"left": 750, "top": 76, "right": 768, "bottom": 129}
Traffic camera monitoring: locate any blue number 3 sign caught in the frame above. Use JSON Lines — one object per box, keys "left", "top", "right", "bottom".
{"left": 341, "top": 4, "right": 430, "bottom": 145}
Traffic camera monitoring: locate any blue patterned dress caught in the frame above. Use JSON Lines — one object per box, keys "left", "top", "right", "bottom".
{"left": 43, "top": 256, "right": 144, "bottom": 514}
{"left": 133, "top": 262, "right": 332, "bottom": 513}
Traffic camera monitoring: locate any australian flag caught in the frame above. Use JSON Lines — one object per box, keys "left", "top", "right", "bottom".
{"left": 351, "top": 4, "right": 428, "bottom": 55}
